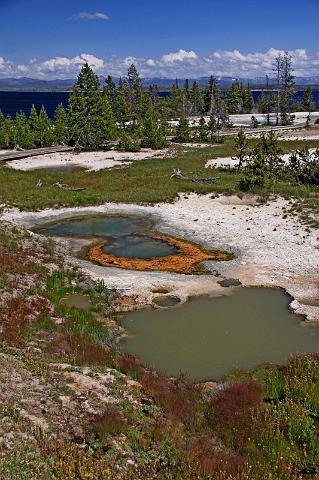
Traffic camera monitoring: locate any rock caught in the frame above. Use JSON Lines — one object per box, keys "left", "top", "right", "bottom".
{"left": 78, "top": 277, "right": 95, "bottom": 290}
{"left": 218, "top": 278, "right": 242, "bottom": 288}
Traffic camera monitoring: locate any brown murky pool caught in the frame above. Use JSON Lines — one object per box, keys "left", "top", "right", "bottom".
{"left": 121, "top": 288, "right": 319, "bottom": 380}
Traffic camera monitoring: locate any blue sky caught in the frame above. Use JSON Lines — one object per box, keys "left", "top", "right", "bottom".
{"left": 1, "top": 0, "right": 319, "bottom": 78}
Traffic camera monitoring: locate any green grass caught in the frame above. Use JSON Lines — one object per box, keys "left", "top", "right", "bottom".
{"left": 64, "top": 307, "right": 109, "bottom": 343}
{"left": 1, "top": 139, "right": 318, "bottom": 211}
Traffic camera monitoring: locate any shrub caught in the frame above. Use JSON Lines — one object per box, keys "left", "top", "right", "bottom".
{"left": 0, "top": 250, "right": 39, "bottom": 277}
{"left": 287, "top": 148, "right": 319, "bottom": 185}
{"left": 117, "top": 132, "right": 140, "bottom": 152}
{"left": 173, "top": 116, "right": 191, "bottom": 143}
{"left": 117, "top": 354, "right": 145, "bottom": 379}
{"left": 39, "top": 440, "right": 116, "bottom": 480}
{"left": 48, "top": 332, "right": 113, "bottom": 367}
{"left": 186, "top": 436, "right": 248, "bottom": 477}
{"left": 239, "top": 153, "right": 268, "bottom": 191}
{"left": 0, "top": 296, "right": 51, "bottom": 346}
{"left": 93, "top": 407, "right": 129, "bottom": 444}
{"left": 140, "top": 109, "right": 167, "bottom": 149}
{"left": 285, "top": 354, "right": 319, "bottom": 415}
{"left": 254, "top": 366, "right": 284, "bottom": 401}
{"left": 206, "top": 381, "right": 264, "bottom": 449}
{"left": 211, "top": 135, "right": 225, "bottom": 144}
{"left": 118, "top": 355, "right": 200, "bottom": 426}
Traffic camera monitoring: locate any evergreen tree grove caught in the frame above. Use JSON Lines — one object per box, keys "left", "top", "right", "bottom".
{"left": 68, "top": 63, "right": 116, "bottom": 149}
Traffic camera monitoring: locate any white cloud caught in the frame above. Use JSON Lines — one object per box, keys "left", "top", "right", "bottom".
{"left": 161, "top": 49, "right": 198, "bottom": 63}
{"left": 32, "top": 54, "right": 104, "bottom": 76}
{"left": 1, "top": 48, "right": 319, "bottom": 80}
{"left": 122, "top": 56, "right": 137, "bottom": 67}
{"left": 0, "top": 56, "right": 14, "bottom": 75}
{"left": 72, "top": 12, "right": 109, "bottom": 20}
{"left": 146, "top": 59, "right": 156, "bottom": 67}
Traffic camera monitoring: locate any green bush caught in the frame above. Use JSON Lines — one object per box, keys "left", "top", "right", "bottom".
{"left": 117, "top": 132, "right": 141, "bottom": 152}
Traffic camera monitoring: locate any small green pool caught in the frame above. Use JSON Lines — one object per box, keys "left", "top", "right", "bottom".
{"left": 37, "top": 215, "right": 178, "bottom": 259}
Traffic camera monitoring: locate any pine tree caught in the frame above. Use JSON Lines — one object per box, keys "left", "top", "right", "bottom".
{"left": 279, "top": 53, "right": 295, "bottom": 125}
{"left": 28, "top": 104, "right": 39, "bottom": 132}
{"left": 104, "top": 75, "right": 117, "bottom": 105}
{"left": 37, "top": 105, "right": 54, "bottom": 147}
{"left": 53, "top": 104, "right": 68, "bottom": 144}
{"left": 0, "top": 111, "right": 5, "bottom": 147}
{"left": 0, "top": 114, "right": 14, "bottom": 147}
{"left": 204, "top": 77, "right": 229, "bottom": 127}
{"left": 204, "top": 76, "right": 218, "bottom": 114}
{"left": 148, "top": 85, "right": 159, "bottom": 108}
{"left": 207, "top": 115, "right": 218, "bottom": 141}
{"left": 242, "top": 85, "right": 254, "bottom": 113}
{"left": 191, "top": 82, "right": 204, "bottom": 115}
{"left": 226, "top": 82, "right": 242, "bottom": 114}
{"left": 174, "top": 116, "right": 190, "bottom": 143}
{"left": 196, "top": 116, "right": 208, "bottom": 142}
{"left": 100, "top": 95, "right": 117, "bottom": 146}
{"left": 182, "top": 79, "right": 192, "bottom": 115}
{"left": 28, "top": 105, "right": 53, "bottom": 147}
{"left": 126, "top": 64, "right": 145, "bottom": 126}
{"left": 170, "top": 81, "right": 183, "bottom": 117}
{"left": 115, "top": 79, "right": 130, "bottom": 127}
{"left": 274, "top": 52, "right": 295, "bottom": 125}
{"left": 141, "top": 107, "right": 166, "bottom": 149}
{"left": 234, "top": 129, "right": 249, "bottom": 171}
{"left": 14, "top": 112, "right": 34, "bottom": 149}
{"left": 239, "top": 151, "right": 268, "bottom": 191}
{"left": 68, "top": 63, "right": 113, "bottom": 149}
{"left": 183, "top": 79, "right": 190, "bottom": 100}
{"left": 257, "top": 131, "right": 283, "bottom": 171}
{"left": 303, "top": 87, "right": 313, "bottom": 126}
{"left": 0, "top": 111, "right": 12, "bottom": 147}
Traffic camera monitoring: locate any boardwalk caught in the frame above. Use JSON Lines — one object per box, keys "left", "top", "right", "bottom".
{"left": 0, "top": 146, "right": 73, "bottom": 162}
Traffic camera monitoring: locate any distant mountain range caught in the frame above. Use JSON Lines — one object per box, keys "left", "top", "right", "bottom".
{"left": 0, "top": 75, "right": 319, "bottom": 91}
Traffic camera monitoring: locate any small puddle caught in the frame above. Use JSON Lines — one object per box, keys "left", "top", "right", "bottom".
{"left": 120, "top": 288, "right": 319, "bottom": 380}
{"left": 300, "top": 298, "right": 319, "bottom": 307}
{"left": 153, "top": 295, "right": 181, "bottom": 308}
{"left": 60, "top": 293, "right": 92, "bottom": 311}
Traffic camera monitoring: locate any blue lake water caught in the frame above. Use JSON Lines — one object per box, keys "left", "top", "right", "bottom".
{"left": 0, "top": 91, "right": 70, "bottom": 118}
{"left": 0, "top": 90, "right": 318, "bottom": 119}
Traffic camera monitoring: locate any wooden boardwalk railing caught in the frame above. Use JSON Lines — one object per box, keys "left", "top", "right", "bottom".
{"left": 0, "top": 146, "right": 73, "bottom": 162}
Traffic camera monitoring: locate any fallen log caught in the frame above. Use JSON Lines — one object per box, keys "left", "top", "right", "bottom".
{"left": 170, "top": 168, "right": 189, "bottom": 180}
{"left": 191, "top": 175, "right": 221, "bottom": 183}
{"left": 170, "top": 168, "right": 220, "bottom": 183}
{"left": 53, "top": 182, "right": 85, "bottom": 192}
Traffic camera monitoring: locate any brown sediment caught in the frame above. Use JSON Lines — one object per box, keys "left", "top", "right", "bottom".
{"left": 88, "top": 233, "right": 232, "bottom": 274}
